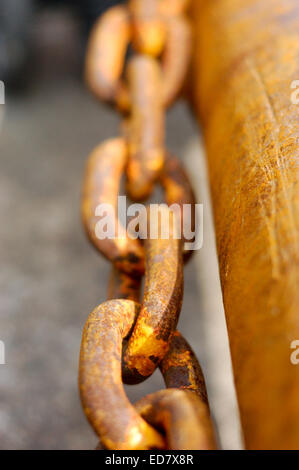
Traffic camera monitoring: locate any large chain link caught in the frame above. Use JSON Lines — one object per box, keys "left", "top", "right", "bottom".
{"left": 79, "top": 0, "right": 216, "bottom": 450}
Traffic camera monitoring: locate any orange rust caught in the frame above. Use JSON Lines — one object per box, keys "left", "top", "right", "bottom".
{"left": 135, "top": 389, "right": 216, "bottom": 450}
{"left": 85, "top": 6, "right": 131, "bottom": 111}
{"left": 162, "top": 153, "right": 196, "bottom": 217}
{"left": 81, "top": 138, "right": 144, "bottom": 276}
{"left": 123, "top": 206, "right": 183, "bottom": 383}
{"left": 125, "top": 55, "right": 165, "bottom": 200}
{"left": 79, "top": 299, "right": 165, "bottom": 450}
{"left": 129, "top": 0, "right": 166, "bottom": 57}
{"left": 159, "top": 0, "right": 191, "bottom": 17}
{"left": 161, "top": 15, "right": 192, "bottom": 107}
{"left": 79, "top": 299, "right": 216, "bottom": 450}
{"left": 108, "top": 266, "right": 141, "bottom": 303}
{"left": 191, "top": 0, "right": 299, "bottom": 450}
{"left": 160, "top": 331, "right": 207, "bottom": 404}
{"left": 161, "top": 152, "right": 196, "bottom": 260}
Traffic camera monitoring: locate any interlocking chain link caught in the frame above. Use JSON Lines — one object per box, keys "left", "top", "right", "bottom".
{"left": 79, "top": 0, "right": 216, "bottom": 450}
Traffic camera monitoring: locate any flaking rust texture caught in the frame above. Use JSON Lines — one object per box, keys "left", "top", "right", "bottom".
{"left": 79, "top": 299, "right": 165, "bottom": 450}
{"left": 161, "top": 14, "right": 192, "bottom": 107}
{"left": 135, "top": 389, "right": 216, "bottom": 450}
{"left": 191, "top": 0, "right": 299, "bottom": 449}
{"left": 123, "top": 207, "right": 184, "bottom": 384}
{"left": 126, "top": 55, "right": 165, "bottom": 200}
{"left": 108, "top": 266, "right": 141, "bottom": 303}
{"left": 81, "top": 138, "right": 144, "bottom": 276}
{"left": 160, "top": 331, "right": 208, "bottom": 404}
{"left": 85, "top": 5, "right": 131, "bottom": 111}
{"left": 161, "top": 152, "right": 196, "bottom": 260}
{"left": 79, "top": 289, "right": 214, "bottom": 449}
{"left": 129, "top": 0, "right": 166, "bottom": 57}
{"left": 159, "top": 0, "right": 191, "bottom": 17}
{"left": 85, "top": 1, "right": 191, "bottom": 113}
{"left": 79, "top": 299, "right": 216, "bottom": 449}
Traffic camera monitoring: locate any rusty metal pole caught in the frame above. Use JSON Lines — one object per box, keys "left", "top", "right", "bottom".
{"left": 190, "top": 0, "right": 299, "bottom": 449}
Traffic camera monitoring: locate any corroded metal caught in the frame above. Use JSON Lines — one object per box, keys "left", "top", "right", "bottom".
{"left": 129, "top": 0, "right": 166, "bottom": 57}
{"left": 85, "top": 0, "right": 191, "bottom": 114}
{"left": 162, "top": 154, "right": 195, "bottom": 210}
{"left": 79, "top": 299, "right": 216, "bottom": 450}
{"left": 135, "top": 389, "right": 216, "bottom": 450}
{"left": 123, "top": 206, "right": 183, "bottom": 383}
{"left": 81, "top": 138, "right": 144, "bottom": 276}
{"left": 159, "top": 0, "right": 191, "bottom": 16}
{"left": 125, "top": 55, "right": 165, "bottom": 201}
{"left": 108, "top": 266, "right": 141, "bottom": 303}
{"left": 162, "top": 15, "right": 192, "bottom": 107}
{"left": 79, "top": 299, "right": 165, "bottom": 450}
{"left": 161, "top": 152, "right": 196, "bottom": 260}
{"left": 85, "top": 6, "right": 131, "bottom": 111}
{"left": 191, "top": 0, "right": 299, "bottom": 449}
{"left": 160, "top": 331, "right": 208, "bottom": 403}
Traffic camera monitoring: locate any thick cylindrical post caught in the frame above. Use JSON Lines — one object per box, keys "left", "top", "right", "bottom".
{"left": 191, "top": 0, "right": 299, "bottom": 449}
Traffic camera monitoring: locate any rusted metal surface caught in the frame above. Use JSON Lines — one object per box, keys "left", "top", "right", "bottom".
{"left": 85, "top": 0, "right": 192, "bottom": 114}
{"left": 135, "top": 389, "right": 216, "bottom": 450}
{"left": 108, "top": 266, "right": 141, "bottom": 303}
{"left": 162, "top": 15, "right": 192, "bottom": 107}
{"left": 125, "top": 55, "right": 165, "bottom": 200}
{"left": 161, "top": 152, "right": 196, "bottom": 260}
{"left": 160, "top": 331, "right": 208, "bottom": 403}
{"left": 123, "top": 206, "right": 183, "bottom": 383}
{"left": 162, "top": 153, "right": 196, "bottom": 210}
{"left": 129, "top": 0, "right": 166, "bottom": 57}
{"left": 81, "top": 138, "right": 144, "bottom": 276}
{"left": 79, "top": 299, "right": 165, "bottom": 450}
{"left": 159, "top": 0, "right": 191, "bottom": 17}
{"left": 85, "top": 6, "right": 130, "bottom": 111}
{"left": 79, "top": 300, "right": 215, "bottom": 450}
{"left": 191, "top": 0, "right": 299, "bottom": 450}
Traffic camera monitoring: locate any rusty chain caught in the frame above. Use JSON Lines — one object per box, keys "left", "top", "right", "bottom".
{"left": 79, "top": 0, "right": 216, "bottom": 450}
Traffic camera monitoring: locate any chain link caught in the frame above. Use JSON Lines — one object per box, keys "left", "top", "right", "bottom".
{"left": 79, "top": 0, "right": 216, "bottom": 450}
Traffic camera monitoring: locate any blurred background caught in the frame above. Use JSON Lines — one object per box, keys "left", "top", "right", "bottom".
{"left": 0, "top": 0, "right": 241, "bottom": 450}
